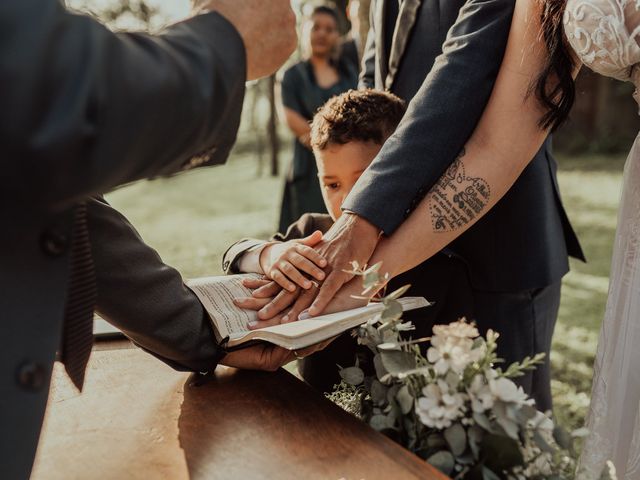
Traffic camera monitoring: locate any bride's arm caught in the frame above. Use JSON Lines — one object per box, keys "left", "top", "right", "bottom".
{"left": 365, "top": 0, "right": 579, "bottom": 282}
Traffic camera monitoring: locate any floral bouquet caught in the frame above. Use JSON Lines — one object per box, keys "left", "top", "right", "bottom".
{"left": 327, "top": 263, "right": 615, "bottom": 479}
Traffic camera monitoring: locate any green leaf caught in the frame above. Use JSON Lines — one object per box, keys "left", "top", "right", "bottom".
{"left": 468, "top": 425, "right": 484, "bottom": 460}
{"left": 370, "top": 379, "right": 387, "bottom": 405}
{"left": 553, "top": 425, "right": 573, "bottom": 451}
{"left": 473, "top": 412, "right": 492, "bottom": 432}
{"left": 380, "top": 299, "right": 403, "bottom": 321}
{"left": 493, "top": 402, "right": 519, "bottom": 440}
{"left": 482, "top": 433, "right": 524, "bottom": 473}
{"left": 426, "top": 433, "right": 447, "bottom": 449}
{"left": 369, "top": 414, "right": 391, "bottom": 431}
{"left": 339, "top": 366, "right": 365, "bottom": 386}
{"left": 380, "top": 350, "right": 416, "bottom": 374}
{"left": 396, "top": 384, "right": 414, "bottom": 415}
{"left": 444, "top": 423, "right": 467, "bottom": 457}
{"left": 386, "top": 284, "right": 412, "bottom": 300}
{"left": 373, "top": 354, "right": 388, "bottom": 380}
{"left": 481, "top": 466, "right": 501, "bottom": 480}
{"left": 533, "top": 430, "right": 555, "bottom": 454}
{"left": 426, "top": 450, "right": 455, "bottom": 476}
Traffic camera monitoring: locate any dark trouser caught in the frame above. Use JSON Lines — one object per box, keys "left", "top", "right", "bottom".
{"left": 473, "top": 281, "right": 561, "bottom": 413}
{"left": 298, "top": 258, "right": 562, "bottom": 413}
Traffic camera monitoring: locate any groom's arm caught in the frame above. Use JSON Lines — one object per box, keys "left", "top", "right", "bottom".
{"left": 343, "top": 0, "right": 515, "bottom": 234}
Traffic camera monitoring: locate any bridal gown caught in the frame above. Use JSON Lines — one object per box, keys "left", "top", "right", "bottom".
{"left": 564, "top": 1, "right": 640, "bottom": 477}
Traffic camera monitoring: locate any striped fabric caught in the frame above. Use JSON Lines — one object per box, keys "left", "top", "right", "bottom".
{"left": 60, "top": 202, "right": 97, "bottom": 390}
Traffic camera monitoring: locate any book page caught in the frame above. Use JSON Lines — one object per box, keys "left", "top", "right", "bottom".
{"left": 187, "top": 274, "right": 261, "bottom": 338}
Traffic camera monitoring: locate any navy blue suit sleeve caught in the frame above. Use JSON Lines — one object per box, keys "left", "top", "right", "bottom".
{"left": 343, "top": 0, "right": 515, "bottom": 234}
{"left": 88, "top": 197, "right": 225, "bottom": 373}
{"left": 1, "top": 1, "right": 246, "bottom": 210}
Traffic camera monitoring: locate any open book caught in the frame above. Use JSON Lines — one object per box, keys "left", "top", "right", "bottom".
{"left": 187, "top": 274, "right": 429, "bottom": 351}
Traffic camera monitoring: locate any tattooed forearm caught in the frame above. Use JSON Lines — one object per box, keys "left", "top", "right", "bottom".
{"left": 427, "top": 148, "right": 491, "bottom": 232}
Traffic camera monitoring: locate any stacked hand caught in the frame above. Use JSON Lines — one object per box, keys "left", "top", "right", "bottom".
{"left": 237, "top": 213, "right": 383, "bottom": 325}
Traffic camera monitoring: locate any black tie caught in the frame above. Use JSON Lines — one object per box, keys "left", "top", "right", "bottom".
{"left": 60, "top": 202, "right": 96, "bottom": 390}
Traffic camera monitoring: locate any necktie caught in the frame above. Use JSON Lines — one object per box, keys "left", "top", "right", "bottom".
{"left": 60, "top": 202, "right": 96, "bottom": 390}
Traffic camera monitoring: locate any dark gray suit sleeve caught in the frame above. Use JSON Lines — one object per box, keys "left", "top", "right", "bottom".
{"left": 87, "top": 197, "right": 224, "bottom": 372}
{"left": 343, "top": 0, "right": 514, "bottom": 234}
{"left": 1, "top": 1, "right": 246, "bottom": 210}
{"left": 359, "top": 2, "right": 377, "bottom": 89}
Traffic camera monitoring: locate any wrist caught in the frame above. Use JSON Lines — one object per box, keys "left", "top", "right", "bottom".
{"left": 258, "top": 242, "right": 276, "bottom": 274}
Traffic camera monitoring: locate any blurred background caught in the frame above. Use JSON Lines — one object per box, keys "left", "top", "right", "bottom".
{"left": 67, "top": 0, "right": 640, "bottom": 438}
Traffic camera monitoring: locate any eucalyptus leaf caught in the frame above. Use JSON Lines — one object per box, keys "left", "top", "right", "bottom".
{"left": 427, "top": 433, "right": 447, "bottom": 449}
{"left": 444, "top": 423, "right": 467, "bottom": 457}
{"left": 381, "top": 299, "right": 403, "bottom": 321}
{"left": 473, "top": 412, "right": 492, "bottom": 432}
{"left": 482, "top": 433, "right": 524, "bottom": 473}
{"left": 553, "top": 425, "right": 573, "bottom": 451}
{"left": 380, "top": 350, "right": 416, "bottom": 374}
{"left": 370, "top": 414, "right": 391, "bottom": 431}
{"left": 468, "top": 425, "right": 484, "bottom": 460}
{"left": 386, "top": 284, "right": 412, "bottom": 300}
{"left": 493, "top": 402, "right": 519, "bottom": 440}
{"left": 370, "top": 379, "right": 388, "bottom": 405}
{"left": 339, "top": 366, "right": 365, "bottom": 386}
{"left": 396, "top": 384, "right": 414, "bottom": 415}
{"left": 426, "top": 450, "right": 455, "bottom": 476}
{"left": 533, "top": 430, "right": 555, "bottom": 454}
{"left": 373, "top": 354, "right": 388, "bottom": 380}
{"left": 515, "top": 403, "right": 539, "bottom": 425}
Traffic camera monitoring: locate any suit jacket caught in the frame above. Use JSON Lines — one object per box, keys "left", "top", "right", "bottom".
{"left": 0, "top": 3, "right": 246, "bottom": 478}
{"left": 344, "top": 0, "right": 584, "bottom": 292}
{"left": 223, "top": 213, "right": 475, "bottom": 391}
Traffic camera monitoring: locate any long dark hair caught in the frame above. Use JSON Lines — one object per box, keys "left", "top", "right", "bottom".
{"left": 535, "top": 0, "right": 576, "bottom": 131}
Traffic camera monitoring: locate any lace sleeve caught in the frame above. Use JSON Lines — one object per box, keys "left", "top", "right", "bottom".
{"left": 564, "top": 0, "right": 640, "bottom": 81}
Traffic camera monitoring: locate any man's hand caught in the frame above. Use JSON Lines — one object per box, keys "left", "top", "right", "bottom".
{"left": 193, "top": 0, "right": 296, "bottom": 80}
{"left": 220, "top": 337, "right": 336, "bottom": 371}
{"left": 307, "top": 213, "right": 381, "bottom": 316}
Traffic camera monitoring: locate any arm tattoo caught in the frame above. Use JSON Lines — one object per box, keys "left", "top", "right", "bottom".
{"left": 427, "top": 148, "right": 491, "bottom": 233}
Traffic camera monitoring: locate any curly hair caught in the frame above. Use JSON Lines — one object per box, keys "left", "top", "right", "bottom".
{"left": 310, "top": 89, "right": 407, "bottom": 150}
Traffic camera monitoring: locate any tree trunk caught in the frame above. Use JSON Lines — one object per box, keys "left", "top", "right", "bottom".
{"left": 268, "top": 74, "right": 280, "bottom": 177}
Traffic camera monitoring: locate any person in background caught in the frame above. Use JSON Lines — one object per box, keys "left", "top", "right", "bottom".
{"left": 338, "top": 0, "right": 362, "bottom": 73}
{"left": 224, "top": 90, "right": 473, "bottom": 391}
{"left": 278, "top": 5, "right": 358, "bottom": 234}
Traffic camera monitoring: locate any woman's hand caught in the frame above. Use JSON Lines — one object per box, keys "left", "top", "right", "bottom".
{"left": 260, "top": 231, "right": 327, "bottom": 292}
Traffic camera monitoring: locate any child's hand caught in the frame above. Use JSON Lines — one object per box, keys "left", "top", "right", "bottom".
{"left": 259, "top": 230, "right": 327, "bottom": 292}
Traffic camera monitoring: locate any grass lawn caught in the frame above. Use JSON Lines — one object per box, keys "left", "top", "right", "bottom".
{"left": 106, "top": 147, "right": 627, "bottom": 433}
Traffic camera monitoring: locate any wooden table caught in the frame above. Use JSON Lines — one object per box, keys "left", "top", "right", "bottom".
{"left": 32, "top": 342, "right": 448, "bottom": 480}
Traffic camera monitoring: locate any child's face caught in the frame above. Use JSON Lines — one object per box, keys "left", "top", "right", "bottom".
{"left": 314, "top": 141, "right": 383, "bottom": 220}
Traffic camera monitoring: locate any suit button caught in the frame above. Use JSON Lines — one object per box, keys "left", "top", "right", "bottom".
{"left": 16, "top": 362, "right": 47, "bottom": 392}
{"left": 40, "top": 227, "right": 69, "bottom": 256}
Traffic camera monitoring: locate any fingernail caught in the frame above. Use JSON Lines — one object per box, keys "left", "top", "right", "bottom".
{"left": 318, "top": 272, "right": 325, "bottom": 280}
{"left": 282, "top": 315, "right": 289, "bottom": 323}
{"left": 304, "top": 281, "right": 311, "bottom": 289}
{"left": 320, "top": 259, "right": 327, "bottom": 266}
{"left": 298, "top": 309, "right": 310, "bottom": 320}
{"left": 248, "top": 321, "right": 258, "bottom": 328}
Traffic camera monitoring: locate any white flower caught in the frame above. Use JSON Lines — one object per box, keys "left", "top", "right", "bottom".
{"left": 432, "top": 319, "right": 479, "bottom": 339}
{"left": 467, "top": 374, "right": 494, "bottom": 413}
{"left": 427, "top": 334, "right": 485, "bottom": 375}
{"left": 489, "top": 377, "right": 532, "bottom": 406}
{"left": 415, "top": 379, "right": 467, "bottom": 429}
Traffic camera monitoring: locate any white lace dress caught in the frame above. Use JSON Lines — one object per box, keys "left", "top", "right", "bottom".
{"left": 564, "top": 1, "right": 640, "bottom": 478}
